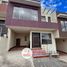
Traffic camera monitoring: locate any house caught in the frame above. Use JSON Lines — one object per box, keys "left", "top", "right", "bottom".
{"left": 0, "top": 0, "right": 67, "bottom": 55}
{"left": 5, "top": 0, "right": 58, "bottom": 53}
{"left": 56, "top": 13, "right": 67, "bottom": 53}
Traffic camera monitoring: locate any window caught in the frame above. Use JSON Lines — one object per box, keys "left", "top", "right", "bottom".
{"left": 0, "top": 20, "right": 7, "bottom": 36}
{"left": 2, "top": 0, "right": 8, "bottom": 4}
{"left": 41, "top": 16, "right": 46, "bottom": 21}
{"left": 32, "top": 0, "right": 40, "bottom": 2}
{"left": 48, "top": 17, "right": 51, "bottom": 22}
{"left": 61, "top": 21, "right": 67, "bottom": 31}
{"left": 13, "top": 7, "right": 38, "bottom": 21}
{"left": 42, "top": 33, "right": 52, "bottom": 44}
{"left": 0, "top": 27, "right": 2, "bottom": 36}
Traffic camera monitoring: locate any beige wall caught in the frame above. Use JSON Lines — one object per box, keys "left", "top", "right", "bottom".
{"left": 56, "top": 39, "right": 67, "bottom": 53}
{"left": 15, "top": 33, "right": 29, "bottom": 46}
{"left": 0, "top": 37, "right": 8, "bottom": 52}
{"left": 53, "top": 30, "right": 60, "bottom": 38}
{"left": 41, "top": 8, "right": 57, "bottom": 23}
{"left": 7, "top": 28, "right": 15, "bottom": 50}
{"left": 8, "top": 28, "right": 30, "bottom": 50}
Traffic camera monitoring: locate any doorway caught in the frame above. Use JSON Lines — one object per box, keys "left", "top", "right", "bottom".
{"left": 32, "top": 33, "right": 41, "bottom": 48}
{"left": 16, "top": 38, "right": 21, "bottom": 47}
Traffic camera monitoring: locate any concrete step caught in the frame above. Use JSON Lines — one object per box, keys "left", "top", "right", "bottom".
{"left": 32, "top": 48, "right": 49, "bottom": 58}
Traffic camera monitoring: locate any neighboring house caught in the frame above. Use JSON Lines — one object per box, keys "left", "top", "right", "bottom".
{"left": 0, "top": 0, "right": 8, "bottom": 52}
{"left": 0, "top": 0, "right": 67, "bottom": 54}
{"left": 56, "top": 13, "right": 67, "bottom": 53}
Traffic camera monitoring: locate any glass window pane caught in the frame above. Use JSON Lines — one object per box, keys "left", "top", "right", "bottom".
{"left": 13, "top": 7, "right": 38, "bottom": 21}
{"left": 61, "top": 21, "right": 66, "bottom": 31}
{"left": 48, "top": 17, "right": 51, "bottom": 22}
{"left": 41, "top": 16, "right": 46, "bottom": 22}
{"left": 65, "top": 21, "right": 67, "bottom": 31}
{"left": 65, "top": 21, "right": 67, "bottom": 27}
{"left": 42, "top": 33, "right": 52, "bottom": 44}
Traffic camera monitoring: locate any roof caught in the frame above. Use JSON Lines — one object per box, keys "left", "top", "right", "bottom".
{"left": 9, "top": 0, "right": 40, "bottom": 7}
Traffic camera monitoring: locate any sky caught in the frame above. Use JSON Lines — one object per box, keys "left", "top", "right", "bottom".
{"left": 40, "top": 0, "right": 67, "bottom": 13}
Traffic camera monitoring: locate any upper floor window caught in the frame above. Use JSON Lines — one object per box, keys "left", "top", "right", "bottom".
{"left": 48, "top": 17, "right": 51, "bottom": 22}
{"left": 13, "top": 7, "right": 38, "bottom": 21}
{"left": 41, "top": 16, "right": 46, "bottom": 22}
{"left": 61, "top": 21, "right": 67, "bottom": 31}
{"left": 42, "top": 33, "right": 52, "bottom": 44}
{"left": 0, "top": 0, "right": 8, "bottom": 4}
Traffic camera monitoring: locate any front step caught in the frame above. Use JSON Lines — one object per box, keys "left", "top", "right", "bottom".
{"left": 32, "top": 48, "right": 49, "bottom": 58}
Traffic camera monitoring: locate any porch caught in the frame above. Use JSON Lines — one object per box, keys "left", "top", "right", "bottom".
{"left": 7, "top": 28, "right": 58, "bottom": 58}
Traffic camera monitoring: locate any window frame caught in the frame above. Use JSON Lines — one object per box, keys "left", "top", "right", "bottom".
{"left": 41, "top": 33, "right": 52, "bottom": 44}
{"left": 61, "top": 21, "right": 67, "bottom": 31}
{"left": 13, "top": 7, "right": 38, "bottom": 21}
{"left": 41, "top": 16, "right": 46, "bottom": 22}
{"left": 48, "top": 17, "right": 51, "bottom": 22}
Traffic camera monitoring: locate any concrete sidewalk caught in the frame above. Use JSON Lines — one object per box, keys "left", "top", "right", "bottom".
{"left": 33, "top": 58, "right": 67, "bottom": 67}
{"left": 0, "top": 50, "right": 67, "bottom": 67}
{"left": 59, "top": 55, "right": 67, "bottom": 63}
{"left": 0, "top": 50, "right": 34, "bottom": 67}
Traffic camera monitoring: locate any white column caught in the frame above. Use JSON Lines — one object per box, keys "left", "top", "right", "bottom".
{"left": 7, "top": 28, "right": 11, "bottom": 51}
{"left": 40, "top": 33, "right": 42, "bottom": 48}
{"left": 30, "top": 31, "right": 32, "bottom": 49}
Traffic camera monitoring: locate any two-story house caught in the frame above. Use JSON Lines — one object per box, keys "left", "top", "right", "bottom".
{"left": 5, "top": 0, "right": 59, "bottom": 54}
{"left": 0, "top": 0, "right": 67, "bottom": 55}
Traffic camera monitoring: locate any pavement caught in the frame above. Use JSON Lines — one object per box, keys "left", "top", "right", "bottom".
{"left": 0, "top": 50, "right": 34, "bottom": 67}
{"left": 33, "top": 58, "right": 67, "bottom": 67}
{"left": 0, "top": 50, "right": 67, "bottom": 67}
{"left": 59, "top": 55, "right": 67, "bottom": 63}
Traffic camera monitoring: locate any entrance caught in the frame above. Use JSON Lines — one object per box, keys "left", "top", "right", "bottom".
{"left": 32, "top": 33, "right": 41, "bottom": 48}
{"left": 16, "top": 38, "right": 21, "bottom": 47}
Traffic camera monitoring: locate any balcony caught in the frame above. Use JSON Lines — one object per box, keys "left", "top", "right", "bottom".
{"left": 6, "top": 0, "right": 58, "bottom": 30}
{"left": 6, "top": 18, "right": 58, "bottom": 30}
{"left": 9, "top": 0, "right": 40, "bottom": 7}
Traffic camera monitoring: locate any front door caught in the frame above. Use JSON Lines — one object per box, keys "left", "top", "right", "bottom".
{"left": 32, "top": 33, "right": 41, "bottom": 48}
{"left": 16, "top": 38, "right": 21, "bottom": 47}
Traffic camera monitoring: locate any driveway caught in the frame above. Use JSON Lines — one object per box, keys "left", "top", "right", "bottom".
{"left": 0, "top": 50, "right": 67, "bottom": 67}
{"left": 33, "top": 58, "right": 67, "bottom": 67}
{"left": 0, "top": 50, "right": 34, "bottom": 67}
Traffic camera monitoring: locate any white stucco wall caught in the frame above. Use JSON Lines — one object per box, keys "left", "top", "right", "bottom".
{"left": 7, "top": 28, "right": 15, "bottom": 50}
{"left": 56, "top": 39, "right": 67, "bottom": 53}
{"left": 0, "top": 37, "right": 8, "bottom": 53}
{"left": 53, "top": 30, "right": 60, "bottom": 38}
{"left": 41, "top": 8, "right": 57, "bottom": 23}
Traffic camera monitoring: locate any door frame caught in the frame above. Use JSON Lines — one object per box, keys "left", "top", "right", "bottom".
{"left": 16, "top": 38, "right": 21, "bottom": 47}
{"left": 32, "top": 32, "right": 41, "bottom": 48}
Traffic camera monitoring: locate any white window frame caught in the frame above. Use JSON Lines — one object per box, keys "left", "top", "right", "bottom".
{"left": 61, "top": 21, "right": 67, "bottom": 31}
{"left": 41, "top": 33, "right": 52, "bottom": 44}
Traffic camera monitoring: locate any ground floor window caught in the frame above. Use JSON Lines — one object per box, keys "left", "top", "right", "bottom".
{"left": 42, "top": 33, "right": 52, "bottom": 44}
